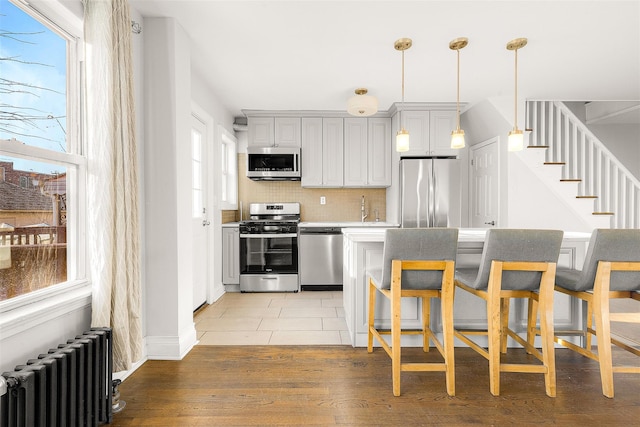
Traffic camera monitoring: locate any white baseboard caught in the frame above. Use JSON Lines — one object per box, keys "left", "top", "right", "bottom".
{"left": 146, "top": 325, "right": 197, "bottom": 360}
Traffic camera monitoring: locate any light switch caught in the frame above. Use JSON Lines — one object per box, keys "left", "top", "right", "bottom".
{"left": 320, "top": 196, "right": 326, "bottom": 205}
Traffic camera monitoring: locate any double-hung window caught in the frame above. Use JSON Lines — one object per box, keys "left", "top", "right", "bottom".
{"left": 0, "top": 0, "right": 85, "bottom": 311}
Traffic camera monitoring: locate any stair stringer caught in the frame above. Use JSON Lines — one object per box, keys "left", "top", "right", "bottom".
{"left": 515, "top": 146, "right": 611, "bottom": 230}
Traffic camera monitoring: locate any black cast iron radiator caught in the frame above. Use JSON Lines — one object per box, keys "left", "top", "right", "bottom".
{"left": 0, "top": 327, "right": 113, "bottom": 427}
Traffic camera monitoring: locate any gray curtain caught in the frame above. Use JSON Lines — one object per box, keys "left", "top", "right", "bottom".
{"left": 84, "top": 0, "right": 142, "bottom": 372}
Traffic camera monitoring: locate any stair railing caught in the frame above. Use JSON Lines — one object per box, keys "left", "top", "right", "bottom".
{"left": 527, "top": 100, "right": 639, "bottom": 228}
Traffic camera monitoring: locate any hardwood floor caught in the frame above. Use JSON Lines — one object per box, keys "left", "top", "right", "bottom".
{"left": 112, "top": 346, "right": 639, "bottom": 426}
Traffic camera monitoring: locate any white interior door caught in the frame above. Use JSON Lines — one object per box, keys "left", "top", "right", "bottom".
{"left": 191, "top": 114, "right": 209, "bottom": 310}
{"left": 470, "top": 137, "right": 500, "bottom": 228}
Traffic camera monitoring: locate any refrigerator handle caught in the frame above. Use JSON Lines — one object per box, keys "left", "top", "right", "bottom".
{"left": 429, "top": 160, "right": 436, "bottom": 227}
{"left": 431, "top": 161, "right": 440, "bottom": 227}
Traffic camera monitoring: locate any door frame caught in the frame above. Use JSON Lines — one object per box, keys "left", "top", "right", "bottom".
{"left": 468, "top": 136, "right": 501, "bottom": 227}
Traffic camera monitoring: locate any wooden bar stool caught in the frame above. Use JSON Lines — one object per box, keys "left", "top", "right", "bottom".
{"left": 367, "top": 228, "right": 458, "bottom": 396}
{"left": 454, "top": 229, "right": 563, "bottom": 397}
{"left": 554, "top": 228, "right": 640, "bottom": 398}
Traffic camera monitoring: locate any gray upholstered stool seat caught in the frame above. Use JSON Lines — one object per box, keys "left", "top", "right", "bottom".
{"left": 367, "top": 228, "right": 458, "bottom": 397}
{"left": 453, "top": 228, "right": 563, "bottom": 397}
{"left": 553, "top": 228, "right": 640, "bottom": 398}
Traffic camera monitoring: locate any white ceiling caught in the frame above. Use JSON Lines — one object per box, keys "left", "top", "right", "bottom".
{"left": 128, "top": 0, "right": 640, "bottom": 119}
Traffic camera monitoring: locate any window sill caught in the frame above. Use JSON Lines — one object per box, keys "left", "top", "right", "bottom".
{"left": 0, "top": 280, "right": 92, "bottom": 340}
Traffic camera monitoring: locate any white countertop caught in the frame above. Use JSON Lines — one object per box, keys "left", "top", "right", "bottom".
{"left": 299, "top": 221, "right": 399, "bottom": 228}
{"left": 341, "top": 227, "right": 592, "bottom": 243}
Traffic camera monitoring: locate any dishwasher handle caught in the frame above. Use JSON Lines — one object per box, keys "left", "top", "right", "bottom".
{"left": 299, "top": 227, "right": 342, "bottom": 234}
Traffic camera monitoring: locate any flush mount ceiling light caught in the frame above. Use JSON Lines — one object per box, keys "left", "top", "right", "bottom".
{"left": 507, "top": 37, "right": 527, "bottom": 152}
{"left": 347, "top": 88, "right": 379, "bottom": 117}
{"left": 450, "top": 37, "right": 468, "bottom": 149}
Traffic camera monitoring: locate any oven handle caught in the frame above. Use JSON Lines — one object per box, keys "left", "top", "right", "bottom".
{"left": 240, "top": 233, "right": 298, "bottom": 238}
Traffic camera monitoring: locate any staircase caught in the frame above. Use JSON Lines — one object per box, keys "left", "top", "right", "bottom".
{"left": 524, "top": 101, "right": 640, "bottom": 229}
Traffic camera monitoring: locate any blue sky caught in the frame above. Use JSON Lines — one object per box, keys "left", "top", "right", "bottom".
{"left": 0, "top": 0, "right": 67, "bottom": 173}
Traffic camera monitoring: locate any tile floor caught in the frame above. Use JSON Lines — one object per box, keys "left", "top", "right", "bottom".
{"left": 194, "top": 291, "right": 638, "bottom": 347}
{"left": 194, "top": 291, "right": 351, "bottom": 345}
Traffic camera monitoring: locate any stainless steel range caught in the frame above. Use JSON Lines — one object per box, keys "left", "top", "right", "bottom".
{"left": 239, "top": 203, "right": 300, "bottom": 292}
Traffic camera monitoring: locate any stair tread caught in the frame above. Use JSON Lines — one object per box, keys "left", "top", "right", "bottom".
{"left": 544, "top": 162, "right": 566, "bottom": 165}
{"left": 593, "top": 212, "right": 615, "bottom": 216}
{"left": 527, "top": 145, "right": 549, "bottom": 149}
{"left": 560, "top": 179, "right": 582, "bottom": 182}
{"left": 576, "top": 195, "right": 598, "bottom": 199}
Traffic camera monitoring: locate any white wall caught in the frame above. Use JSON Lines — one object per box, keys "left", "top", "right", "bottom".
{"left": 589, "top": 124, "right": 640, "bottom": 180}
{"left": 142, "top": 17, "right": 196, "bottom": 360}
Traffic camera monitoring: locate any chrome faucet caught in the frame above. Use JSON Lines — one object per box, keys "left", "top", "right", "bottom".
{"left": 361, "top": 195, "right": 368, "bottom": 223}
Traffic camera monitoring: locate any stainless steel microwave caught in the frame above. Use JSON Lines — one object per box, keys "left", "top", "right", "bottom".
{"left": 246, "top": 147, "right": 301, "bottom": 181}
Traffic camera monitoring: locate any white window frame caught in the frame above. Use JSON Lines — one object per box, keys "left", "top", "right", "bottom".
{"left": 0, "top": 0, "right": 88, "bottom": 340}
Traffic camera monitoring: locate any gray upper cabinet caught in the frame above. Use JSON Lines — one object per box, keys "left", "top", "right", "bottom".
{"left": 247, "top": 117, "right": 301, "bottom": 147}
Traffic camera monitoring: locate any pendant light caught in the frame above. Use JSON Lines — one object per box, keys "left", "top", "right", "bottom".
{"left": 450, "top": 37, "right": 468, "bottom": 149}
{"left": 347, "top": 88, "right": 378, "bottom": 117}
{"left": 507, "top": 37, "right": 527, "bottom": 152}
{"left": 395, "top": 38, "right": 412, "bottom": 152}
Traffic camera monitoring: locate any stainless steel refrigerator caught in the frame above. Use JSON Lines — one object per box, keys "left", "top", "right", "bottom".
{"left": 400, "top": 156, "right": 462, "bottom": 228}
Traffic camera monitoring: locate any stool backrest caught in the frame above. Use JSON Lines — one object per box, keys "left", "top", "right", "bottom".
{"left": 470, "top": 229, "right": 564, "bottom": 290}
{"left": 574, "top": 229, "right": 640, "bottom": 291}
{"left": 380, "top": 228, "right": 458, "bottom": 290}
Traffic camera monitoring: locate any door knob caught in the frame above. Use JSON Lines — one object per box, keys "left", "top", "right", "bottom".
{"left": 202, "top": 220, "right": 211, "bottom": 226}
{"left": 484, "top": 220, "right": 496, "bottom": 226}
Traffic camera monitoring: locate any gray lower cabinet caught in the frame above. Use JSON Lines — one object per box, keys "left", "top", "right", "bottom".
{"left": 222, "top": 226, "right": 240, "bottom": 285}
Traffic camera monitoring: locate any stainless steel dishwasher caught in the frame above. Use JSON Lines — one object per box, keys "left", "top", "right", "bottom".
{"left": 299, "top": 226, "right": 343, "bottom": 291}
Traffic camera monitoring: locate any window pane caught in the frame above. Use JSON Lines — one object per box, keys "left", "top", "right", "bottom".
{"left": 0, "top": 157, "right": 68, "bottom": 300}
{"left": 0, "top": 0, "right": 68, "bottom": 152}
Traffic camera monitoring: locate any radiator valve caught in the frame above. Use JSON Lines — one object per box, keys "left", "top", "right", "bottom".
{"left": 112, "top": 378, "right": 126, "bottom": 413}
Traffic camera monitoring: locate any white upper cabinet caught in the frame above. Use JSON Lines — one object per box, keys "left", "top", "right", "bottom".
{"left": 399, "top": 110, "right": 457, "bottom": 156}
{"left": 247, "top": 117, "right": 274, "bottom": 146}
{"left": 367, "top": 117, "right": 392, "bottom": 187}
{"left": 247, "top": 117, "right": 301, "bottom": 147}
{"left": 400, "top": 110, "right": 430, "bottom": 155}
{"left": 343, "top": 118, "right": 368, "bottom": 187}
{"left": 301, "top": 117, "right": 344, "bottom": 187}
{"left": 429, "top": 110, "right": 458, "bottom": 156}
{"left": 275, "top": 117, "right": 301, "bottom": 147}
{"left": 301, "top": 118, "right": 324, "bottom": 187}
{"left": 322, "top": 118, "right": 345, "bottom": 187}
{"left": 344, "top": 117, "right": 391, "bottom": 187}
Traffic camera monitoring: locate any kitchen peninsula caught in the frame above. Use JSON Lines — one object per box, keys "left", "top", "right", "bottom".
{"left": 342, "top": 227, "right": 592, "bottom": 347}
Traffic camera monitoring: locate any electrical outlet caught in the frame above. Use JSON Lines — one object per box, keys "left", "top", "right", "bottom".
{"left": 320, "top": 196, "right": 326, "bottom": 205}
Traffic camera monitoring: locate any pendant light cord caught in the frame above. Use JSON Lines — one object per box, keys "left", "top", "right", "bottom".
{"left": 514, "top": 48, "right": 518, "bottom": 131}
{"left": 456, "top": 48, "right": 461, "bottom": 131}
{"left": 400, "top": 49, "right": 405, "bottom": 131}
